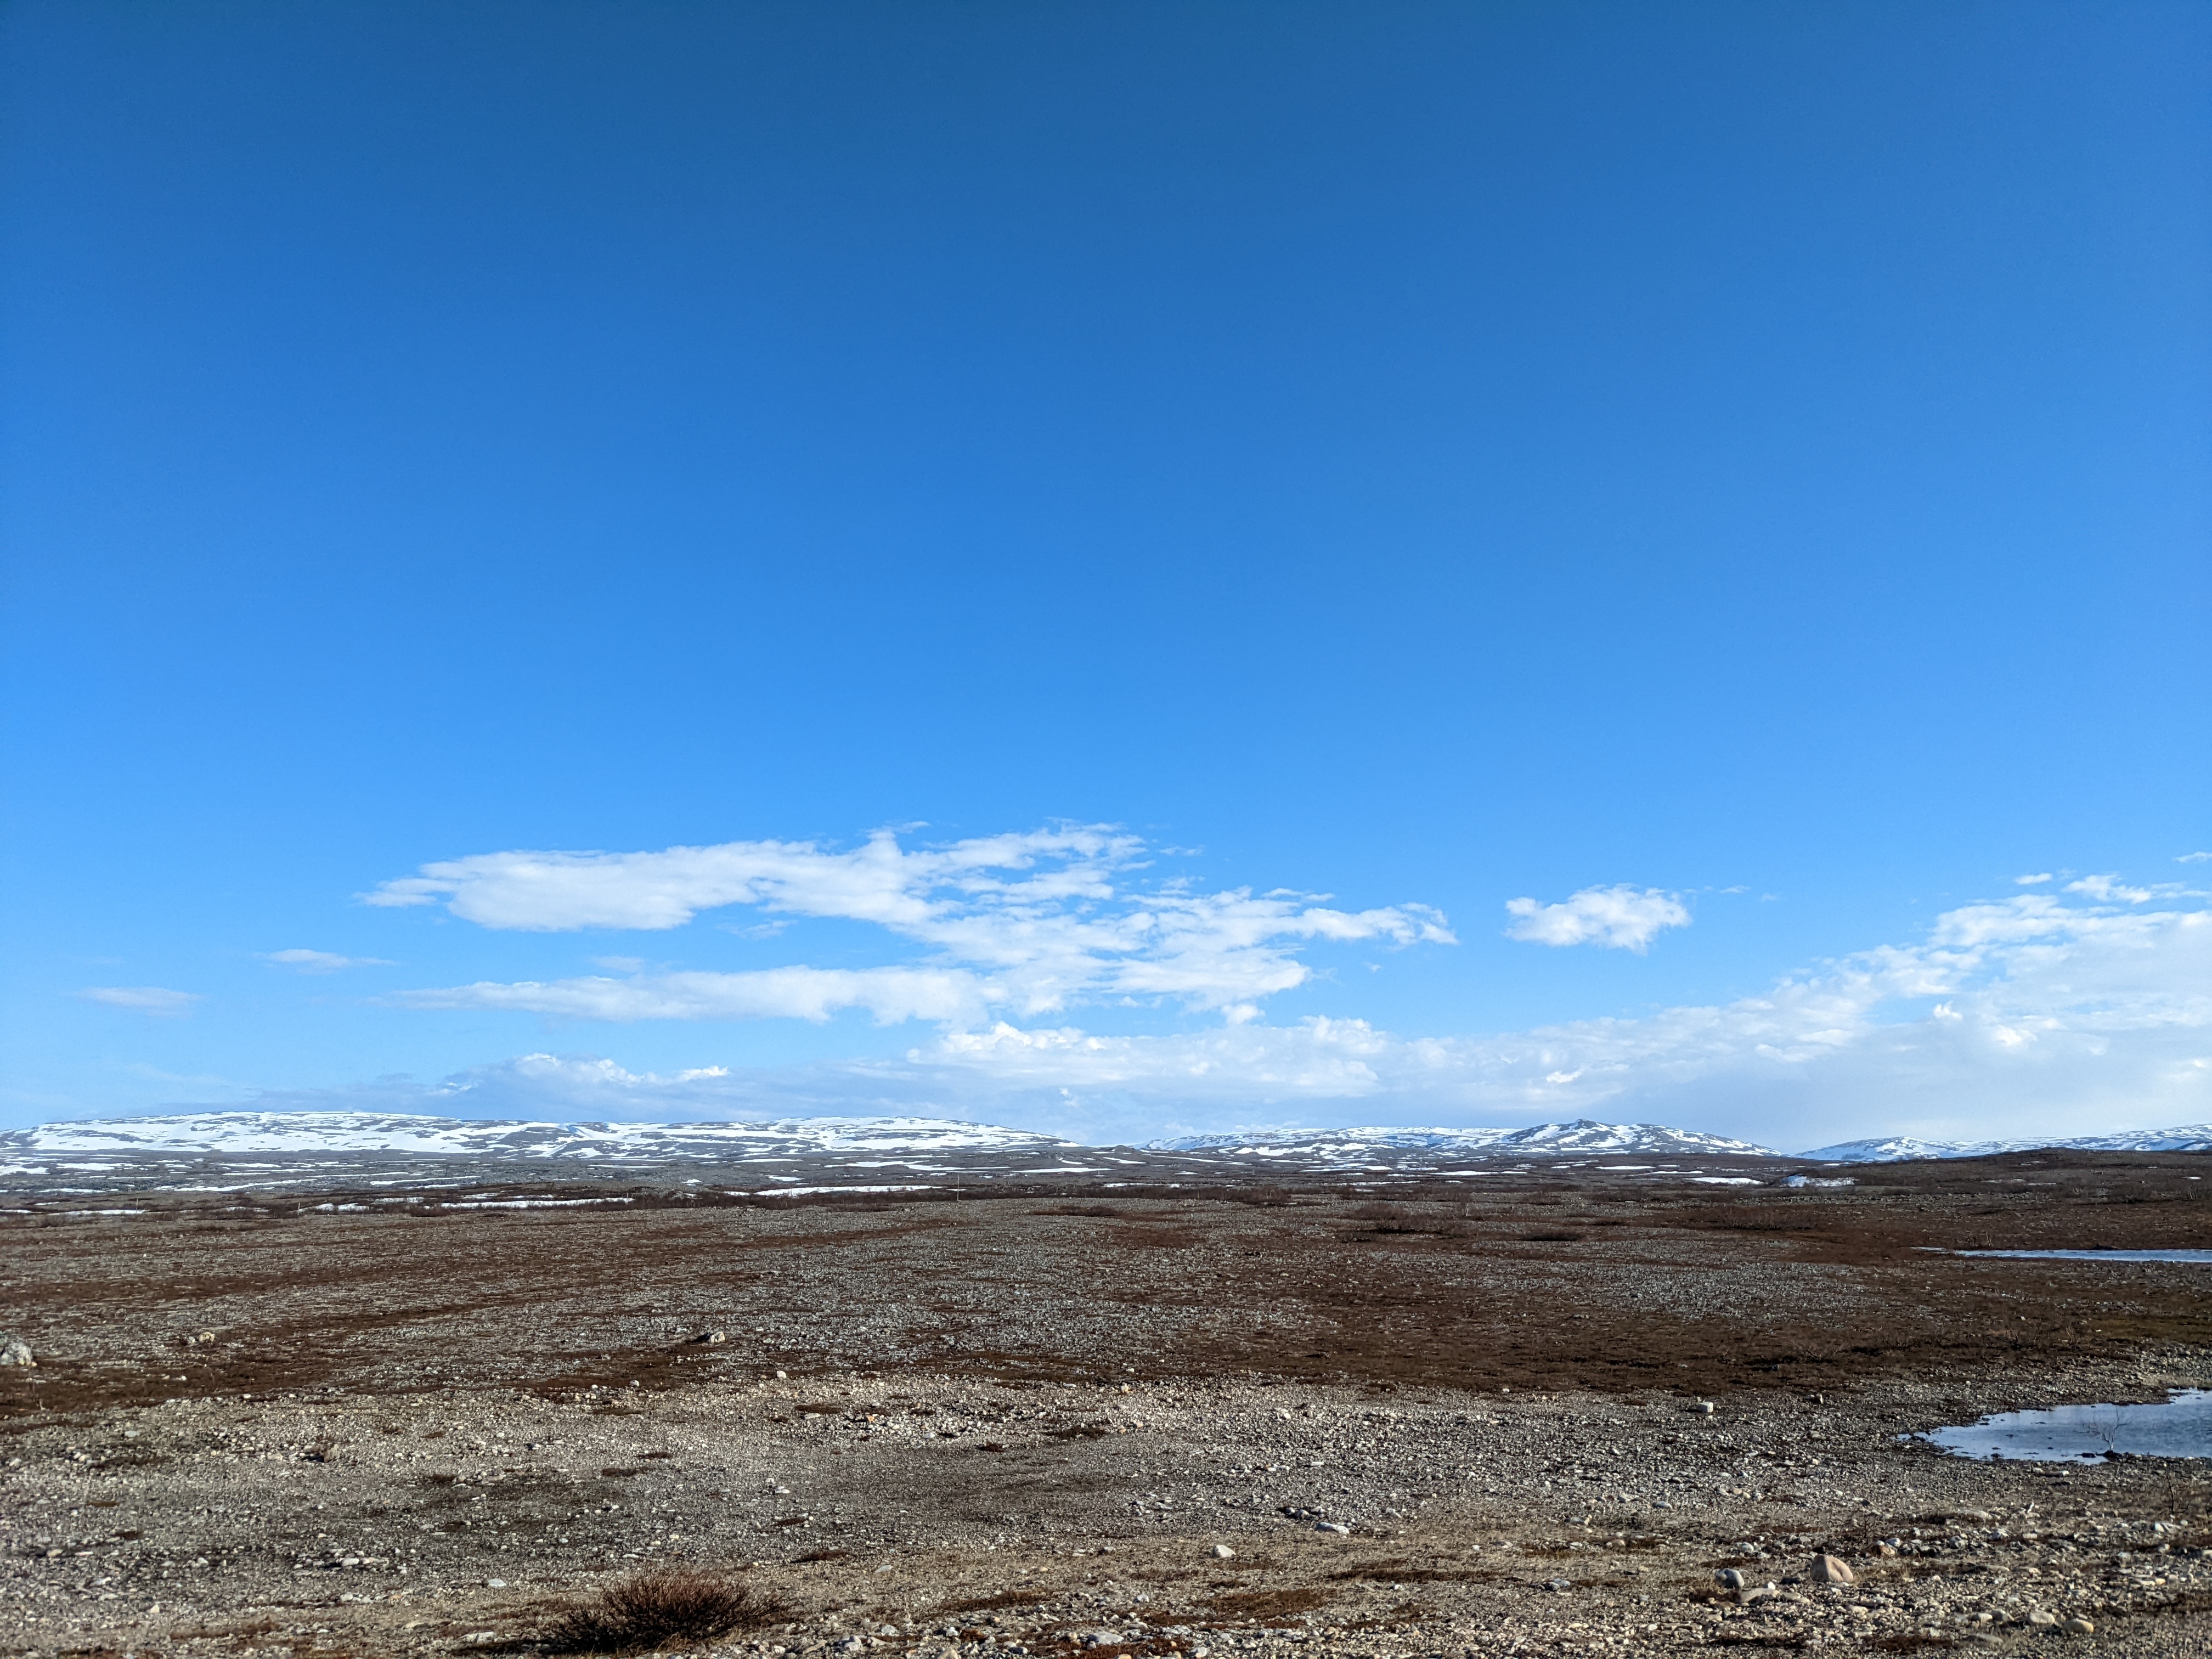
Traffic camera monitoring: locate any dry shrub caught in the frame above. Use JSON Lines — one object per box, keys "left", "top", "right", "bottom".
{"left": 1351, "top": 1203, "right": 1417, "bottom": 1230}
{"left": 1226, "top": 1183, "right": 1297, "bottom": 1207}
{"left": 1348, "top": 1204, "right": 1475, "bottom": 1238}
{"left": 543, "top": 1567, "right": 786, "bottom": 1653}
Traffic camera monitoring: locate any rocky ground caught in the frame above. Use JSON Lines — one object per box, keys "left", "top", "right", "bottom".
{"left": 1, "top": 1153, "right": 2207, "bottom": 1657}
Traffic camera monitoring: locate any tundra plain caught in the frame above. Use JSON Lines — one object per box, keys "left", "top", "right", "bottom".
{"left": 3, "top": 1154, "right": 2209, "bottom": 1658}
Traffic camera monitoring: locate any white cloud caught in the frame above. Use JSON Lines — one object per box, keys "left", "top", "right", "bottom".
{"left": 397, "top": 967, "right": 989, "bottom": 1026}
{"left": 263, "top": 949, "right": 393, "bottom": 974}
{"left": 382, "top": 826, "right": 1455, "bottom": 1020}
{"left": 233, "top": 878, "right": 2210, "bottom": 1150}
{"left": 2064, "top": 873, "right": 2157, "bottom": 904}
{"left": 363, "top": 826, "right": 1133, "bottom": 931}
{"left": 78, "top": 986, "right": 201, "bottom": 1016}
{"left": 2179, "top": 851, "right": 2211, "bottom": 865}
{"left": 1503, "top": 885, "right": 1690, "bottom": 951}
{"left": 2014, "top": 872, "right": 2053, "bottom": 885}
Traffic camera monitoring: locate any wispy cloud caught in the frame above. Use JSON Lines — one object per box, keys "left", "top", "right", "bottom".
{"left": 1503, "top": 885, "right": 1689, "bottom": 951}
{"left": 364, "top": 826, "right": 1139, "bottom": 931}
{"left": 2062, "top": 873, "right": 2190, "bottom": 905}
{"left": 262, "top": 949, "right": 394, "bottom": 974}
{"left": 2014, "top": 872, "right": 2053, "bottom": 885}
{"left": 398, "top": 967, "right": 988, "bottom": 1025}
{"left": 379, "top": 826, "right": 1455, "bottom": 1020}
{"left": 78, "top": 986, "right": 201, "bottom": 1016}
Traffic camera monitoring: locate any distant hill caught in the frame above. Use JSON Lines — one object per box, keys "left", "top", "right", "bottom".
{"left": 19, "top": 1108, "right": 2194, "bottom": 1187}
{"left": 0, "top": 1109, "right": 1074, "bottom": 1163}
{"left": 1802, "top": 1125, "right": 2212, "bottom": 1163}
{"left": 1148, "top": 1118, "right": 1779, "bottom": 1161}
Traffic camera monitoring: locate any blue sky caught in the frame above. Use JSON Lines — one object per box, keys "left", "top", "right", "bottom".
{"left": 3, "top": 2, "right": 2207, "bottom": 1149}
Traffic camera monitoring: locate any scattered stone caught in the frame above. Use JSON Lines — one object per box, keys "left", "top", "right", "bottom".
{"left": 2028, "top": 1611, "right": 2059, "bottom": 1627}
{"left": 1314, "top": 1522, "right": 1351, "bottom": 1535}
{"left": 695, "top": 1330, "right": 727, "bottom": 1345}
{"left": 1212, "top": 1544, "right": 1236, "bottom": 1559}
{"left": 1809, "top": 1553, "right": 1855, "bottom": 1585}
{"left": 1716, "top": 1568, "right": 1749, "bottom": 1590}
{"left": 0, "top": 1336, "right": 32, "bottom": 1367}
{"left": 484, "top": 1578, "right": 506, "bottom": 1588}
{"left": 1080, "top": 1630, "right": 1125, "bottom": 1647}
{"left": 1692, "top": 1401, "right": 1716, "bottom": 1415}
{"left": 2060, "top": 1617, "right": 2095, "bottom": 1636}
{"left": 1545, "top": 1577, "right": 1571, "bottom": 1592}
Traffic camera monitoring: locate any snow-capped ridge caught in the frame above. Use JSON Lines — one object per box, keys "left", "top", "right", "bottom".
{"left": 1148, "top": 1118, "right": 1778, "bottom": 1158}
{"left": 1802, "top": 1125, "right": 2212, "bottom": 1163}
{"left": 1, "top": 1109, "right": 1070, "bottom": 1161}
{"left": 24, "top": 1110, "right": 2199, "bottom": 1172}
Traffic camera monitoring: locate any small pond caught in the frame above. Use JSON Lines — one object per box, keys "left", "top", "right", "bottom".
{"left": 1951, "top": 1249, "right": 2212, "bottom": 1264}
{"left": 1918, "top": 1390, "right": 2212, "bottom": 1462}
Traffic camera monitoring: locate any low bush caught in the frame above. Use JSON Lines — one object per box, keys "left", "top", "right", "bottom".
{"left": 543, "top": 1568, "right": 787, "bottom": 1653}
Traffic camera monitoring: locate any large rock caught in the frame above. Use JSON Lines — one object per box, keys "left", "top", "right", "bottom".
{"left": 0, "top": 1336, "right": 32, "bottom": 1367}
{"left": 1809, "top": 1553, "right": 1855, "bottom": 1584}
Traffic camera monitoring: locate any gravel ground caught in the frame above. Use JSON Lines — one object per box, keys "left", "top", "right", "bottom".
{"left": 2, "top": 1156, "right": 2207, "bottom": 1657}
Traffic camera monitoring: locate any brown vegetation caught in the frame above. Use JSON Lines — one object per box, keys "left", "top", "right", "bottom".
{"left": 541, "top": 1568, "right": 787, "bottom": 1652}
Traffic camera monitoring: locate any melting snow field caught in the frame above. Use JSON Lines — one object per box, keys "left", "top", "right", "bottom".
{"left": 1918, "top": 1391, "right": 2212, "bottom": 1463}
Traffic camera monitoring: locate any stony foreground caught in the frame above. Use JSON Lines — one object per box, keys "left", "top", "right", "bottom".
{"left": 1, "top": 1153, "right": 2207, "bottom": 1656}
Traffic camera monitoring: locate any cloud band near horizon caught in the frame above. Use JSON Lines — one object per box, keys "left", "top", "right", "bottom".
{"left": 166, "top": 876, "right": 2211, "bottom": 1153}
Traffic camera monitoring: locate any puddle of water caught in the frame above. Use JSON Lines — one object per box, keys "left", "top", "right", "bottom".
{"left": 1918, "top": 1390, "right": 2212, "bottom": 1462}
{"left": 1951, "top": 1249, "right": 2212, "bottom": 1263}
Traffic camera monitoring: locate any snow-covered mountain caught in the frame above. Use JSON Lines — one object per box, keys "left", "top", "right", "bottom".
{"left": 43, "top": 1108, "right": 2201, "bottom": 1188}
{"left": 1802, "top": 1125, "right": 2212, "bottom": 1163}
{"left": 1148, "top": 1119, "right": 1779, "bottom": 1160}
{"left": 1, "top": 1110, "right": 1073, "bottom": 1163}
